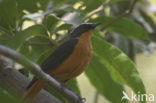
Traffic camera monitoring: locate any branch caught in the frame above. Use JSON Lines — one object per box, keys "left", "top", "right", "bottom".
{"left": 0, "top": 45, "right": 84, "bottom": 103}
{"left": 83, "top": 0, "right": 112, "bottom": 20}
{"left": 0, "top": 56, "right": 62, "bottom": 103}
{"left": 101, "top": 0, "right": 138, "bottom": 31}
{"left": 58, "top": 0, "right": 111, "bottom": 41}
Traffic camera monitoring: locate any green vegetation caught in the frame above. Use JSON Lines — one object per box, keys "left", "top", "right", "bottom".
{"left": 1, "top": 0, "right": 156, "bottom": 103}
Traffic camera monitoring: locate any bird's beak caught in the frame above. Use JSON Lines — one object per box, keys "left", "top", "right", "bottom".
{"left": 91, "top": 22, "right": 101, "bottom": 29}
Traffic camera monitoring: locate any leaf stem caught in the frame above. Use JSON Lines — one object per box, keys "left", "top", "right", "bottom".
{"left": 83, "top": 0, "right": 112, "bottom": 20}
{"left": 101, "top": 0, "right": 138, "bottom": 31}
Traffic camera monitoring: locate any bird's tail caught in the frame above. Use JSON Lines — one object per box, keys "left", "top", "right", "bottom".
{"left": 24, "top": 80, "right": 45, "bottom": 102}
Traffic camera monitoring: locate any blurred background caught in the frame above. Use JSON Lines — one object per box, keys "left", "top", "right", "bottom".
{"left": 79, "top": 0, "right": 156, "bottom": 102}
{"left": 77, "top": 51, "right": 156, "bottom": 103}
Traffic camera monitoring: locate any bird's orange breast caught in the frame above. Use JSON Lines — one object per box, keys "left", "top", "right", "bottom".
{"left": 49, "top": 30, "right": 93, "bottom": 82}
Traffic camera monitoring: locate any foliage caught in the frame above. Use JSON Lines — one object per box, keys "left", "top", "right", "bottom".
{"left": 0, "top": 87, "right": 24, "bottom": 103}
{"left": 0, "top": 0, "right": 156, "bottom": 103}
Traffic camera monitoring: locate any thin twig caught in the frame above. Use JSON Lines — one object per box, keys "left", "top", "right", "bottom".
{"left": 101, "top": 0, "right": 138, "bottom": 31}
{"left": 83, "top": 0, "right": 112, "bottom": 20}
{"left": 0, "top": 45, "right": 84, "bottom": 103}
{"left": 58, "top": 0, "right": 112, "bottom": 42}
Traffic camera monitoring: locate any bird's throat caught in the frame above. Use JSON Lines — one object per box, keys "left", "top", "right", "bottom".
{"left": 78, "top": 30, "right": 92, "bottom": 41}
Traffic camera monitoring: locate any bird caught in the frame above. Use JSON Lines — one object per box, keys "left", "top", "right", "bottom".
{"left": 24, "top": 22, "right": 101, "bottom": 102}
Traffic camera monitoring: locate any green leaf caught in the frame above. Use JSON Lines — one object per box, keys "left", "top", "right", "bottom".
{"left": 16, "top": 0, "right": 38, "bottom": 13}
{"left": 6, "top": 24, "right": 48, "bottom": 49}
{"left": 56, "top": 24, "right": 73, "bottom": 31}
{"left": 52, "top": 7, "right": 75, "bottom": 14}
{"left": 44, "top": 15, "right": 60, "bottom": 34}
{"left": 0, "top": 87, "right": 24, "bottom": 103}
{"left": 86, "top": 55, "right": 127, "bottom": 103}
{"left": 63, "top": 12, "right": 83, "bottom": 26}
{"left": 44, "top": 15, "right": 74, "bottom": 34}
{"left": 90, "top": 16, "right": 149, "bottom": 40}
{"left": 66, "top": 79, "right": 81, "bottom": 96}
{"left": 37, "top": 48, "right": 57, "bottom": 65}
{"left": 81, "top": 0, "right": 103, "bottom": 14}
{"left": 92, "top": 35, "right": 146, "bottom": 103}
{"left": 111, "top": 0, "right": 128, "bottom": 2}
{"left": 0, "top": 0, "right": 17, "bottom": 29}
{"left": 52, "top": 0, "right": 78, "bottom": 7}
{"left": 20, "top": 36, "right": 54, "bottom": 62}
{"left": 0, "top": 33, "right": 12, "bottom": 45}
{"left": 38, "top": 0, "right": 50, "bottom": 10}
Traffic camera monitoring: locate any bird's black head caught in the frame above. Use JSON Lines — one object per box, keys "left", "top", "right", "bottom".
{"left": 70, "top": 23, "right": 101, "bottom": 38}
